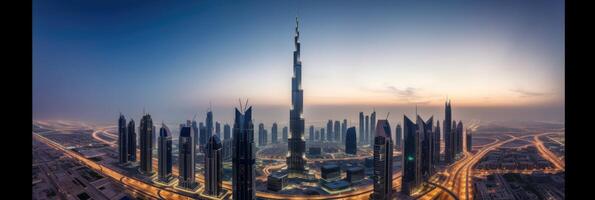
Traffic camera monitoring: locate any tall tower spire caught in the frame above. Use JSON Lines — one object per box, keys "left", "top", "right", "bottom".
{"left": 287, "top": 16, "right": 307, "bottom": 178}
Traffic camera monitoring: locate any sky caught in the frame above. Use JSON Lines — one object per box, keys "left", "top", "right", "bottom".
{"left": 33, "top": 0, "right": 564, "bottom": 126}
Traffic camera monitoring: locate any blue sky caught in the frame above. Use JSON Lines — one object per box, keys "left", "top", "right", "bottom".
{"left": 33, "top": 0, "right": 564, "bottom": 124}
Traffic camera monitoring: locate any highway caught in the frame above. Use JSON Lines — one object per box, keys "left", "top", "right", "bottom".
{"left": 534, "top": 133, "right": 565, "bottom": 170}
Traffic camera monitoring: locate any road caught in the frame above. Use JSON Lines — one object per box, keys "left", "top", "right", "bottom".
{"left": 534, "top": 133, "right": 565, "bottom": 170}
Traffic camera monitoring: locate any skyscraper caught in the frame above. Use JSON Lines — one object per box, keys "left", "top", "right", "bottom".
{"left": 443, "top": 100, "right": 454, "bottom": 163}
{"left": 309, "top": 125, "right": 314, "bottom": 141}
{"left": 370, "top": 109, "right": 376, "bottom": 139}
{"left": 326, "top": 120, "right": 333, "bottom": 142}
{"left": 402, "top": 115, "right": 421, "bottom": 195}
{"left": 139, "top": 113, "right": 154, "bottom": 175}
{"left": 345, "top": 127, "right": 357, "bottom": 155}
{"left": 224, "top": 123, "right": 231, "bottom": 140}
{"left": 272, "top": 123, "right": 279, "bottom": 144}
{"left": 359, "top": 112, "right": 365, "bottom": 144}
{"left": 320, "top": 128, "right": 325, "bottom": 141}
{"left": 287, "top": 17, "right": 307, "bottom": 178}
{"left": 199, "top": 122, "right": 206, "bottom": 153}
{"left": 365, "top": 115, "right": 370, "bottom": 144}
{"left": 433, "top": 121, "right": 441, "bottom": 164}
{"left": 178, "top": 126, "right": 197, "bottom": 190}
{"left": 418, "top": 115, "right": 434, "bottom": 179}
{"left": 466, "top": 129, "right": 472, "bottom": 152}
{"left": 205, "top": 135, "right": 223, "bottom": 197}
{"left": 215, "top": 121, "right": 221, "bottom": 139}
{"left": 282, "top": 126, "right": 288, "bottom": 142}
{"left": 334, "top": 120, "right": 340, "bottom": 142}
{"left": 127, "top": 119, "right": 136, "bottom": 162}
{"left": 341, "top": 119, "right": 347, "bottom": 142}
{"left": 315, "top": 130, "right": 320, "bottom": 141}
{"left": 158, "top": 123, "right": 173, "bottom": 183}
{"left": 371, "top": 120, "right": 393, "bottom": 200}
{"left": 118, "top": 114, "right": 128, "bottom": 164}
{"left": 456, "top": 121, "right": 464, "bottom": 156}
{"left": 232, "top": 107, "right": 255, "bottom": 200}
{"left": 395, "top": 123, "right": 402, "bottom": 151}
{"left": 192, "top": 120, "right": 199, "bottom": 151}
{"left": 206, "top": 110, "right": 214, "bottom": 147}
{"left": 258, "top": 123, "right": 265, "bottom": 147}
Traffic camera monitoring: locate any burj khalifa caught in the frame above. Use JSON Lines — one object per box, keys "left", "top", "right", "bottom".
{"left": 287, "top": 17, "right": 307, "bottom": 178}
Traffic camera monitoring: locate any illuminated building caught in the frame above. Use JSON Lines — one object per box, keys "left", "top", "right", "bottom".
{"left": 118, "top": 114, "right": 128, "bottom": 164}
{"left": 205, "top": 135, "right": 223, "bottom": 197}
{"left": 158, "top": 123, "right": 173, "bottom": 183}
{"left": 286, "top": 16, "right": 307, "bottom": 178}
{"left": 371, "top": 120, "right": 393, "bottom": 200}
{"left": 232, "top": 106, "right": 255, "bottom": 199}
{"left": 139, "top": 113, "right": 154, "bottom": 175}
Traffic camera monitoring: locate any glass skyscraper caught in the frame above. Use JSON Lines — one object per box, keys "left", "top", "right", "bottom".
{"left": 232, "top": 107, "right": 255, "bottom": 200}
{"left": 287, "top": 17, "right": 307, "bottom": 178}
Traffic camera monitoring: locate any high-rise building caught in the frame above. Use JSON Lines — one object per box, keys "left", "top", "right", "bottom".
{"left": 370, "top": 109, "right": 376, "bottom": 139}
{"left": 395, "top": 124, "right": 402, "bottom": 151}
{"left": 258, "top": 123, "right": 266, "bottom": 147}
{"left": 466, "top": 129, "right": 472, "bottom": 152}
{"left": 287, "top": 17, "right": 307, "bottom": 178}
{"left": 345, "top": 127, "right": 357, "bottom": 155}
{"left": 456, "top": 121, "right": 464, "bottom": 156}
{"left": 206, "top": 110, "right": 214, "bottom": 148}
{"left": 139, "top": 114, "right": 154, "bottom": 175}
{"left": 127, "top": 119, "right": 136, "bottom": 162}
{"left": 222, "top": 139, "right": 233, "bottom": 161}
{"left": 282, "top": 126, "right": 288, "bottom": 142}
{"left": 365, "top": 115, "right": 370, "bottom": 144}
{"left": 215, "top": 121, "right": 221, "bottom": 139}
{"left": 205, "top": 135, "right": 223, "bottom": 197}
{"left": 359, "top": 112, "right": 365, "bottom": 144}
{"left": 326, "top": 120, "right": 333, "bottom": 142}
{"left": 452, "top": 121, "right": 457, "bottom": 157}
{"left": 118, "top": 114, "right": 128, "bottom": 164}
{"left": 315, "top": 130, "right": 320, "bottom": 140}
{"left": 199, "top": 122, "right": 206, "bottom": 153}
{"left": 178, "top": 126, "right": 197, "bottom": 190}
{"left": 309, "top": 125, "right": 314, "bottom": 141}
{"left": 224, "top": 123, "right": 231, "bottom": 140}
{"left": 402, "top": 115, "right": 421, "bottom": 195}
{"left": 443, "top": 100, "right": 454, "bottom": 163}
{"left": 371, "top": 120, "right": 393, "bottom": 200}
{"left": 433, "top": 121, "right": 441, "bottom": 164}
{"left": 341, "top": 119, "right": 347, "bottom": 142}
{"left": 418, "top": 115, "right": 434, "bottom": 179}
{"left": 232, "top": 107, "right": 255, "bottom": 200}
{"left": 320, "top": 128, "right": 325, "bottom": 141}
{"left": 158, "top": 123, "right": 173, "bottom": 183}
{"left": 192, "top": 120, "right": 199, "bottom": 151}
{"left": 334, "top": 121, "right": 341, "bottom": 142}
{"left": 272, "top": 123, "right": 279, "bottom": 144}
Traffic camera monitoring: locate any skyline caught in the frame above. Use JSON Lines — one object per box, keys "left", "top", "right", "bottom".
{"left": 33, "top": 0, "right": 564, "bottom": 123}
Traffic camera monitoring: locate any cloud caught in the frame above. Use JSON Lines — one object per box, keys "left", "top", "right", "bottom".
{"left": 367, "top": 86, "right": 435, "bottom": 104}
{"left": 510, "top": 88, "right": 549, "bottom": 98}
